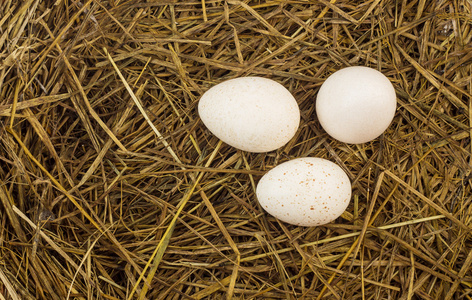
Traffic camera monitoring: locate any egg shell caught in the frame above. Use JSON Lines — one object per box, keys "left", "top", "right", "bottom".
{"left": 256, "top": 157, "right": 351, "bottom": 227}
{"left": 316, "top": 66, "right": 397, "bottom": 144}
{"left": 198, "top": 77, "right": 300, "bottom": 153}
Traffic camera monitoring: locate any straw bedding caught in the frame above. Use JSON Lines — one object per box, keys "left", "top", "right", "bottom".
{"left": 0, "top": 0, "right": 471, "bottom": 299}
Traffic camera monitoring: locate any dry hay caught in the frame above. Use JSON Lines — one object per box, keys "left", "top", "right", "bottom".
{"left": 0, "top": 0, "right": 472, "bottom": 299}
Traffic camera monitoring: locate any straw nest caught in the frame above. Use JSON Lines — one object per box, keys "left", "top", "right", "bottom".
{"left": 1, "top": 0, "right": 471, "bottom": 299}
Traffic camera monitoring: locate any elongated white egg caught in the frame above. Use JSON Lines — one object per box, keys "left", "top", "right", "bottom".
{"left": 198, "top": 77, "right": 300, "bottom": 152}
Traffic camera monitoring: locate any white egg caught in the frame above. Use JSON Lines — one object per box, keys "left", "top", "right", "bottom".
{"left": 256, "top": 157, "right": 351, "bottom": 227}
{"left": 316, "top": 66, "right": 397, "bottom": 144}
{"left": 198, "top": 77, "right": 300, "bottom": 152}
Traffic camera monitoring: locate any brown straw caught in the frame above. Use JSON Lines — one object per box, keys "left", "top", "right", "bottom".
{"left": 1, "top": 1, "right": 471, "bottom": 299}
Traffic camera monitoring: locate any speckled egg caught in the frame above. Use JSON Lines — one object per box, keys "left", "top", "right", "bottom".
{"left": 256, "top": 157, "right": 351, "bottom": 226}
{"left": 198, "top": 77, "right": 300, "bottom": 153}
